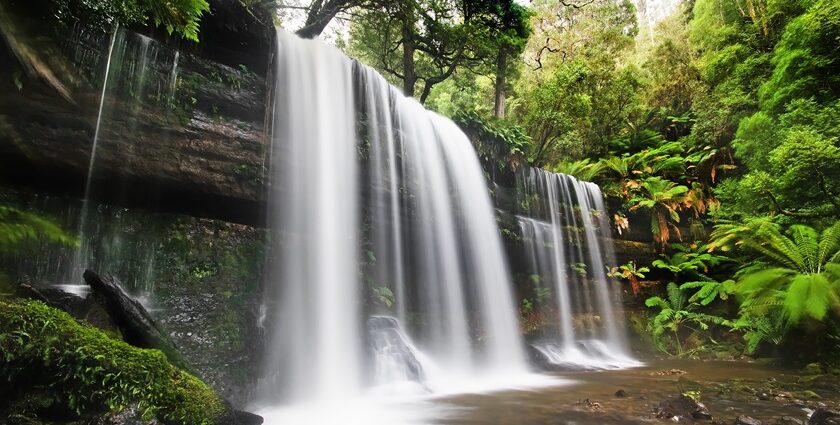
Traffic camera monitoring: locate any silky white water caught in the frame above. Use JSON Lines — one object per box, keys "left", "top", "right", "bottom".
{"left": 518, "top": 168, "right": 640, "bottom": 369}
{"left": 256, "top": 30, "right": 555, "bottom": 423}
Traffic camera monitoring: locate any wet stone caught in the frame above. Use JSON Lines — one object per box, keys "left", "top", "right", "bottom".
{"left": 655, "top": 394, "right": 712, "bottom": 421}
{"left": 735, "top": 415, "right": 763, "bottom": 425}
{"left": 770, "top": 417, "right": 804, "bottom": 425}
{"left": 810, "top": 408, "right": 840, "bottom": 425}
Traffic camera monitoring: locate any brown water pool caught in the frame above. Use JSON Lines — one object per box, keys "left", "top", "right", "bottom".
{"left": 436, "top": 359, "right": 832, "bottom": 424}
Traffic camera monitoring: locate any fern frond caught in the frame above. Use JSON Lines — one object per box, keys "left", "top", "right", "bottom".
{"left": 818, "top": 221, "right": 840, "bottom": 268}
{"left": 744, "top": 222, "right": 805, "bottom": 271}
{"left": 785, "top": 273, "right": 832, "bottom": 323}
{"left": 789, "top": 225, "right": 819, "bottom": 272}
{"left": 666, "top": 282, "right": 686, "bottom": 310}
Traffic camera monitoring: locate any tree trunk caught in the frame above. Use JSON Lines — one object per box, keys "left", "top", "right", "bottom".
{"left": 401, "top": 13, "right": 417, "bottom": 97}
{"left": 82, "top": 269, "right": 189, "bottom": 369}
{"left": 297, "top": 0, "right": 352, "bottom": 39}
{"left": 494, "top": 48, "right": 508, "bottom": 118}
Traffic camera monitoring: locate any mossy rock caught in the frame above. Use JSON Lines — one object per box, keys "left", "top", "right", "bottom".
{"left": 0, "top": 299, "right": 231, "bottom": 424}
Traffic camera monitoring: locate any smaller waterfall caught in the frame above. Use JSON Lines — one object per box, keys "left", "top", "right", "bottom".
{"left": 518, "top": 168, "right": 639, "bottom": 369}
{"left": 67, "top": 29, "right": 180, "bottom": 287}
{"left": 69, "top": 26, "right": 119, "bottom": 284}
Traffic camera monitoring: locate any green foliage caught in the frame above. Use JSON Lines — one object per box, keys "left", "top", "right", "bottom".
{"left": 551, "top": 159, "right": 607, "bottom": 183}
{"left": 520, "top": 297, "right": 534, "bottom": 313}
{"left": 759, "top": 0, "right": 840, "bottom": 114}
{"left": 371, "top": 286, "right": 395, "bottom": 309}
{"left": 718, "top": 221, "right": 840, "bottom": 322}
{"left": 0, "top": 203, "right": 76, "bottom": 253}
{"left": 627, "top": 177, "right": 689, "bottom": 245}
{"left": 49, "top": 0, "right": 210, "bottom": 41}
{"left": 455, "top": 110, "right": 531, "bottom": 169}
{"left": 680, "top": 279, "right": 736, "bottom": 306}
{"left": 607, "top": 260, "right": 649, "bottom": 296}
{"left": 0, "top": 299, "right": 228, "bottom": 424}
{"left": 348, "top": 0, "right": 532, "bottom": 102}
{"left": 710, "top": 220, "right": 840, "bottom": 353}
{"left": 645, "top": 282, "right": 732, "bottom": 355}
{"left": 652, "top": 243, "right": 730, "bottom": 279}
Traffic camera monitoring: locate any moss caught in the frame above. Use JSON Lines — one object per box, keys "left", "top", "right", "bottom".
{"left": 0, "top": 299, "right": 229, "bottom": 424}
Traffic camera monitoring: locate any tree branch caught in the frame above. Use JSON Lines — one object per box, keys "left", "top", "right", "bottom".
{"left": 816, "top": 172, "right": 840, "bottom": 212}
{"left": 533, "top": 37, "right": 565, "bottom": 70}
{"left": 765, "top": 191, "right": 835, "bottom": 218}
{"left": 559, "top": 0, "right": 596, "bottom": 9}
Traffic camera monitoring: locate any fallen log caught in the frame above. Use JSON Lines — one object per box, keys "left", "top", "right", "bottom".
{"left": 82, "top": 269, "right": 189, "bottom": 369}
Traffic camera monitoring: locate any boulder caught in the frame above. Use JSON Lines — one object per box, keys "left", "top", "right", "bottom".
{"left": 655, "top": 394, "right": 712, "bottom": 421}
{"left": 810, "top": 409, "right": 840, "bottom": 425}
{"left": 367, "top": 316, "right": 424, "bottom": 383}
{"left": 221, "top": 409, "right": 265, "bottom": 425}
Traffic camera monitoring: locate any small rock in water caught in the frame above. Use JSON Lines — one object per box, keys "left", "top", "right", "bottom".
{"left": 655, "top": 394, "right": 712, "bottom": 421}
{"left": 615, "top": 389, "right": 628, "bottom": 397}
{"left": 578, "top": 398, "right": 603, "bottom": 411}
{"left": 771, "top": 416, "right": 803, "bottom": 425}
{"left": 735, "top": 415, "right": 762, "bottom": 425}
{"left": 227, "top": 409, "right": 264, "bottom": 425}
{"left": 810, "top": 408, "right": 840, "bottom": 425}
{"left": 652, "top": 369, "right": 688, "bottom": 376}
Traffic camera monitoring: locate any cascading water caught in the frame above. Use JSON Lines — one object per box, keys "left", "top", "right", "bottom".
{"left": 517, "top": 168, "right": 639, "bottom": 369}
{"left": 66, "top": 29, "right": 179, "bottom": 293}
{"left": 257, "top": 30, "right": 548, "bottom": 423}
{"left": 68, "top": 26, "right": 119, "bottom": 288}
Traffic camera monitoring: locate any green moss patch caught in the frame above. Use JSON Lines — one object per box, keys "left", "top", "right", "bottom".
{"left": 0, "top": 299, "right": 229, "bottom": 424}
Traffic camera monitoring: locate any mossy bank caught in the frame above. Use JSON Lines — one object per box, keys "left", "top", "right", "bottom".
{"left": 0, "top": 299, "right": 234, "bottom": 424}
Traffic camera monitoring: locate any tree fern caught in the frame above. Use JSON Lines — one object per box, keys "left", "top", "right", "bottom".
{"left": 645, "top": 282, "right": 731, "bottom": 355}
{"left": 789, "top": 225, "right": 819, "bottom": 271}
{"left": 717, "top": 220, "right": 840, "bottom": 331}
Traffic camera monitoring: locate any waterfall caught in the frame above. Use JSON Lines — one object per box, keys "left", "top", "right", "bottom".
{"left": 517, "top": 168, "right": 639, "bottom": 369}
{"left": 69, "top": 26, "right": 118, "bottom": 285}
{"left": 66, "top": 29, "right": 179, "bottom": 289}
{"left": 257, "top": 30, "right": 541, "bottom": 418}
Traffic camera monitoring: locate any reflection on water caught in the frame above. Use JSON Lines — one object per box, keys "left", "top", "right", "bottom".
{"left": 257, "top": 359, "right": 818, "bottom": 425}
{"left": 442, "top": 359, "right": 807, "bottom": 425}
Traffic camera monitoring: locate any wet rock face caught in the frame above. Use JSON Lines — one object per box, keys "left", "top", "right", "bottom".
{"left": 160, "top": 293, "right": 262, "bottom": 405}
{"left": 0, "top": 22, "right": 268, "bottom": 225}
{"left": 367, "top": 316, "right": 425, "bottom": 383}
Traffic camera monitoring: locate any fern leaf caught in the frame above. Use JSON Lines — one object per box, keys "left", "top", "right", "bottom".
{"left": 818, "top": 221, "right": 840, "bottom": 268}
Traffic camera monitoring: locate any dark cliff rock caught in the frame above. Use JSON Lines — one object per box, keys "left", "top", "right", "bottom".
{"left": 0, "top": 5, "right": 270, "bottom": 225}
